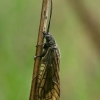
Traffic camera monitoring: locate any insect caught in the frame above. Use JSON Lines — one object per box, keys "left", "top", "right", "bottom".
{"left": 34, "top": 0, "right": 60, "bottom": 99}
{"left": 34, "top": 32, "right": 60, "bottom": 100}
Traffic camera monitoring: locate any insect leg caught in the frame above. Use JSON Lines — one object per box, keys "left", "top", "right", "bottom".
{"left": 35, "top": 43, "right": 45, "bottom": 47}
{"left": 34, "top": 48, "right": 48, "bottom": 60}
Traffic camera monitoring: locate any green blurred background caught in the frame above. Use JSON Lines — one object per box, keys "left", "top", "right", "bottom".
{"left": 0, "top": 0, "right": 100, "bottom": 100}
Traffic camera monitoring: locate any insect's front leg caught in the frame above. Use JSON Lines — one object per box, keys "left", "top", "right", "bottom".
{"left": 34, "top": 48, "right": 47, "bottom": 60}
{"left": 35, "top": 43, "right": 45, "bottom": 47}
{"left": 34, "top": 52, "right": 44, "bottom": 60}
{"left": 34, "top": 43, "right": 43, "bottom": 60}
{"left": 34, "top": 55, "right": 42, "bottom": 60}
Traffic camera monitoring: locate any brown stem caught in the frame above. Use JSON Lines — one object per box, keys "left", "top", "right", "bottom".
{"left": 29, "top": 0, "right": 49, "bottom": 100}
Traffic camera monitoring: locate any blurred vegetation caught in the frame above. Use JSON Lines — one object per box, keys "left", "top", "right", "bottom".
{"left": 0, "top": 0, "right": 100, "bottom": 100}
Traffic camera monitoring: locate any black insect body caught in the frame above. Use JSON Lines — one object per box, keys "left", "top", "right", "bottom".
{"left": 35, "top": 32, "right": 60, "bottom": 100}
{"left": 41, "top": 32, "right": 56, "bottom": 56}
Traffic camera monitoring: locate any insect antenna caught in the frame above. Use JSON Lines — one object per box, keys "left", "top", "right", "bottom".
{"left": 46, "top": 0, "right": 52, "bottom": 34}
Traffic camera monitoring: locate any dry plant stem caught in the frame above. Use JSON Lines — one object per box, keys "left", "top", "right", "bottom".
{"left": 29, "top": 0, "right": 49, "bottom": 100}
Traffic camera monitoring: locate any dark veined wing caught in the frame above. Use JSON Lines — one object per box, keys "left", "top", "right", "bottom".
{"left": 35, "top": 46, "right": 60, "bottom": 100}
